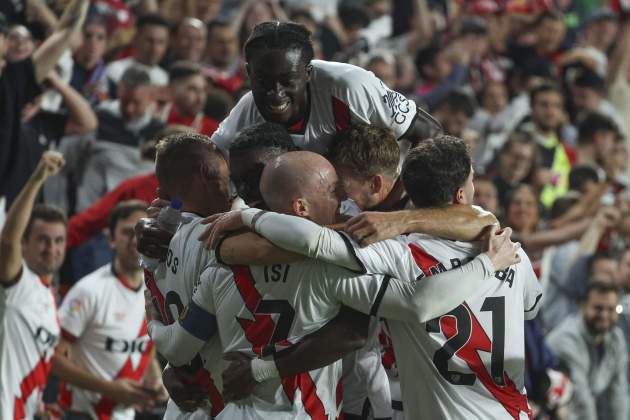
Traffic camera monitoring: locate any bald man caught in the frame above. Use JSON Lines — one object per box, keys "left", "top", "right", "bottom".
{"left": 147, "top": 151, "right": 519, "bottom": 418}
{"left": 167, "top": 18, "right": 207, "bottom": 64}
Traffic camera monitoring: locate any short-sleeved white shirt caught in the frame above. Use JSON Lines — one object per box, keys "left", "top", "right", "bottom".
{"left": 0, "top": 263, "right": 60, "bottom": 420}
{"left": 211, "top": 60, "right": 418, "bottom": 155}
{"left": 58, "top": 264, "right": 151, "bottom": 420}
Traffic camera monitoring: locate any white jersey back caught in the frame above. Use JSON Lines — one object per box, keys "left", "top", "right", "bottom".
{"left": 194, "top": 259, "right": 389, "bottom": 419}
{"left": 144, "top": 213, "right": 224, "bottom": 418}
{"left": 58, "top": 264, "right": 151, "bottom": 419}
{"left": 0, "top": 263, "right": 60, "bottom": 420}
{"left": 391, "top": 234, "right": 542, "bottom": 420}
{"left": 211, "top": 60, "right": 417, "bottom": 156}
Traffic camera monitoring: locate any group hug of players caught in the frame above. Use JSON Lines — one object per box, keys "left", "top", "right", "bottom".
{"left": 0, "top": 21, "right": 540, "bottom": 420}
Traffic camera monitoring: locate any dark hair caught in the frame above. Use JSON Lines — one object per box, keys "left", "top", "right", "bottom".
{"left": 83, "top": 14, "right": 108, "bottom": 33}
{"left": 569, "top": 165, "right": 599, "bottom": 192}
{"left": 498, "top": 131, "right": 541, "bottom": 182}
{"left": 574, "top": 69, "right": 606, "bottom": 94}
{"left": 155, "top": 133, "right": 224, "bottom": 199}
{"left": 243, "top": 21, "right": 314, "bottom": 65}
{"left": 549, "top": 192, "right": 580, "bottom": 219}
{"left": 136, "top": 13, "right": 170, "bottom": 31}
{"left": 529, "top": 81, "right": 563, "bottom": 105}
{"left": 587, "top": 251, "right": 615, "bottom": 277}
{"left": 435, "top": 90, "right": 476, "bottom": 117}
{"left": 206, "top": 18, "right": 231, "bottom": 38}
{"left": 328, "top": 123, "right": 399, "bottom": 179}
{"left": 414, "top": 42, "right": 441, "bottom": 79}
{"left": 577, "top": 112, "right": 618, "bottom": 145}
{"left": 229, "top": 122, "right": 298, "bottom": 205}
{"left": 402, "top": 135, "right": 471, "bottom": 208}
{"left": 230, "top": 122, "right": 297, "bottom": 155}
{"left": 169, "top": 60, "right": 202, "bottom": 83}
{"left": 338, "top": 5, "right": 371, "bottom": 30}
{"left": 582, "top": 279, "right": 620, "bottom": 302}
{"left": 23, "top": 204, "right": 67, "bottom": 240}
{"left": 535, "top": 10, "right": 564, "bottom": 26}
{"left": 289, "top": 9, "right": 316, "bottom": 26}
{"left": 108, "top": 200, "right": 147, "bottom": 236}
{"left": 120, "top": 65, "right": 152, "bottom": 87}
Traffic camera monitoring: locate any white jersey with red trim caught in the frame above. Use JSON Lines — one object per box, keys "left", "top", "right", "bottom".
{"left": 193, "top": 259, "right": 390, "bottom": 420}
{"left": 0, "top": 263, "right": 60, "bottom": 420}
{"left": 211, "top": 60, "right": 418, "bottom": 155}
{"left": 143, "top": 213, "right": 224, "bottom": 419}
{"left": 58, "top": 263, "right": 152, "bottom": 420}
{"left": 390, "top": 234, "right": 542, "bottom": 420}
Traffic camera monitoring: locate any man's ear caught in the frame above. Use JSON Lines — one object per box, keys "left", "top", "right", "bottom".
{"left": 292, "top": 198, "right": 309, "bottom": 218}
{"left": 370, "top": 174, "right": 384, "bottom": 195}
{"left": 455, "top": 187, "right": 465, "bottom": 204}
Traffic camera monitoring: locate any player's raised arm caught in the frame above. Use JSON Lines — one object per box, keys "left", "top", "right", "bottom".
{"left": 344, "top": 205, "right": 498, "bottom": 247}
{"left": 0, "top": 152, "right": 64, "bottom": 285}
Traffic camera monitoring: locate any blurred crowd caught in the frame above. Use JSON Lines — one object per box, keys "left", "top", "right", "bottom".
{"left": 2, "top": 0, "right": 630, "bottom": 419}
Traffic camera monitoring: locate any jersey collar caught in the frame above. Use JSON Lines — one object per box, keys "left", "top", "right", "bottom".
{"left": 111, "top": 263, "right": 142, "bottom": 292}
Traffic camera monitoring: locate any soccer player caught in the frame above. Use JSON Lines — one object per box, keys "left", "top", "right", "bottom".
{"left": 147, "top": 151, "right": 520, "bottom": 419}
{"left": 211, "top": 138, "right": 542, "bottom": 420}
{"left": 210, "top": 21, "right": 441, "bottom": 157}
{"left": 52, "top": 201, "right": 163, "bottom": 419}
{"left": 141, "top": 133, "right": 231, "bottom": 419}
{"left": 0, "top": 151, "right": 65, "bottom": 419}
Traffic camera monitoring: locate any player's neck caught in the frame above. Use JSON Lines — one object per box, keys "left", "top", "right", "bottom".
{"left": 373, "top": 177, "right": 404, "bottom": 211}
{"left": 113, "top": 259, "right": 143, "bottom": 289}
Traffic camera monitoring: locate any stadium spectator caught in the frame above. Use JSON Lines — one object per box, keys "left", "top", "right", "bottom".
{"left": 69, "top": 15, "right": 109, "bottom": 105}
{"left": 473, "top": 176, "right": 499, "bottom": 215}
{"left": 103, "top": 13, "right": 169, "bottom": 95}
{"left": 0, "top": 151, "right": 66, "bottom": 419}
{"left": 546, "top": 281, "right": 629, "bottom": 420}
{"left": 76, "top": 65, "right": 163, "bottom": 211}
{"left": 202, "top": 19, "right": 243, "bottom": 95}
{"left": 431, "top": 90, "right": 477, "bottom": 143}
{"left": 161, "top": 61, "right": 219, "bottom": 136}
{"left": 575, "top": 112, "right": 619, "bottom": 173}
{"left": 165, "top": 17, "right": 206, "bottom": 66}
{"left": 53, "top": 200, "right": 165, "bottom": 418}
{"left": 568, "top": 165, "right": 600, "bottom": 194}
{"left": 5, "top": 24, "right": 35, "bottom": 63}
{"left": 570, "top": 68, "right": 624, "bottom": 129}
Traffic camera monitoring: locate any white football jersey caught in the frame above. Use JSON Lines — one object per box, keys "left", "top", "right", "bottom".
{"left": 143, "top": 213, "right": 224, "bottom": 419}
{"left": 0, "top": 263, "right": 60, "bottom": 420}
{"left": 390, "top": 234, "right": 542, "bottom": 420}
{"left": 193, "top": 259, "right": 390, "bottom": 419}
{"left": 211, "top": 60, "right": 418, "bottom": 156}
{"left": 58, "top": 264, "right": 151, "bottom": 419}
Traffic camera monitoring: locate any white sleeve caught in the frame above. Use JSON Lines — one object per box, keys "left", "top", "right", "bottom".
{"left": 148, "top": 319, "right": 206, "bottom": 367}
{"left": 375, "top": 254, "right": 499, "bottom": 323}
{"left": 335, "top": 68, "right": 417, "bottom": 139}
{"left": 518, "top": 250, "right": 543, "bottom": 320}
{"left": 242, "top": 209, "right": 420, "bottom": 281}
{"left": 59, "top": 282, "right": 95, "bottom": 339}
{"left": 210, "top": 92, "right": 260, "bottom": 156}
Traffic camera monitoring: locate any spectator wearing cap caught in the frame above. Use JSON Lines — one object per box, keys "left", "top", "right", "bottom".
{"left": 75, "top": 65, "right": 163, "bottom": 211}
{"left": 546, "top": 281, "right": 629, "bottom": 420}
{"left": 103, "top": 13, "right": 169, "bottom": 97}
{"left": 0, "top": 0, "right": 90, "bottom": 204}
{"left": 70, "top": 15, "right": 109, "bottom": 105}
{"left": 160, "top": 61, "right": 219, "bottom": 137}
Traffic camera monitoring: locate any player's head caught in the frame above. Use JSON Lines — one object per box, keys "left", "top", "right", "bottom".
{"left": 581, "top": 280, "right": 620, "bottom": 336}
{"left": 229, "top": 122, "right": 299, "bottom": 206}
{"left": 22, "top": 204, "right": 68, "bottom": 277}
{"left": 328, "top": 123, "right": 399, "bottom": 210}
{"left": 155, "top": 133, "right": 230, "bottom": 215}
{"left": 260, "top": 151, "right": 343, "bottom": 225}
{"left": 107, "top": 200, "right": 147, "bottom": 273}
{"left": 243, "top": 21, "right": 314, "bottom": 126}
{"left": 401, "top": 136, "right": 473, "bottom": 208}
{"left": 169, "top": 61, "right": 208, "bottom": 118}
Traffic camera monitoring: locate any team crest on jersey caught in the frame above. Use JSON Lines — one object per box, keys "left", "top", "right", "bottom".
{"left": 69, "top": 298, "right": 82, "bottom": 315}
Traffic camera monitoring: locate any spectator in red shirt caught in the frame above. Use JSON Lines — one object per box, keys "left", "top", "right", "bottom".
{"left": 162, "top": 61, "right": 218, "bottom": 136}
